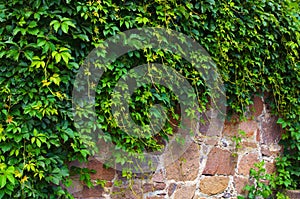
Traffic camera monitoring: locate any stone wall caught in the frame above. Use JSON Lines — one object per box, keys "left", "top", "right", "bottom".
{"left": 68, "top": 96, "right": 283, "bottom": 199}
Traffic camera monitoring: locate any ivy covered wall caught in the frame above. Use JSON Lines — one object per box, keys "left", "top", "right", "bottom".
{"left": 0, "top": 0, "right": 299, "bottom": 198}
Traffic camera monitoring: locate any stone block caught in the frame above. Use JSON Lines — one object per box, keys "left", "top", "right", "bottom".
{"left": 166, "top": 143, "right": 200, "bottom": 181}
{"left": 73, "top": 185, "right": 104, "bottom": 198}
{"left": 249, "top": 96, "right": 264, "bottom": 118}
{"left": 261, "top": 115, "right": 282, "bottom": 145}
{"left": 199, "top": 176, "right": 229, "bottom": 195}
{"left": 168, "top": 183, "right": 177, "bottom": 196}
{"left": 238, "top": 153, "right": 259, "bottom": 176}
{"left": 202, "top": 147, "right": 237, "bottom": 175}
{"left": 86, "top": 159, "right": 115, "bottom": 181}
{"left": 174, "top": 184, "right": 196, "bottom": 199}
{"left": 234, "top": 176, "right": 249, "bottom": 195}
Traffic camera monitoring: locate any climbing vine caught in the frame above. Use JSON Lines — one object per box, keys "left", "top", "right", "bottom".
{"left": 0, "top": 0, "right": 299, "bottom": 198}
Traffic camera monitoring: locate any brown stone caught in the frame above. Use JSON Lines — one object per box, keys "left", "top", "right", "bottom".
{"left": 67, "top": 177, "right": 84, "bottom": 194}
{"left": 152, "top": 170, "right": 164, "bottom": 183}
{"left": 73, "top": 185, "right": 104, "bottom": 198}
{"left": 111, "top": 182, "right": 143, "bottom": 199}
{"left": 223, "top": 122, "right": 239, "bottom": 137}
{"left": 168, "top": 183, "right": 177, "bottom": 196}
{"left": 174, "top": 184, "right": 196, "bottom": 199}
{"left": 143, "top": 183, "right": 154, "bottom": 192}
{"left": 238, "top": 153, "right": 259, "bottom": 175}
{"left": 154, "top": 183, "right": 166, "bottom": 190}
{"left": 242, "top": 141, "right": 257, "bottom": 149}
{"left": 234, "top": 176, "right": 249, "bottom": 195}
{"left": 261, "top": 115, "right": 282, "bottom": 145}
{"left": 238, "top": 120, "right": 258, "bottom": 138}
{"left": 86, "top": 159, "right": 115, "bottom": 181}
{"left": 249, "top": 96, "right": 264, "bottom": 117}
{"left": 285, "top": 190, "right": 300, "bottom": 199}
{"left": 205, "top": 138, "right": 218, "bottom": 146}
{"left": 166, "top": 143, "right": 200, "bottom": 181}
{"left": 261, "top": 145, "right": 282, "bottom": 157}
{"left": 199, "top": 176, "right": 229, "bottom": 195}
{"left": 146, "top": 196, "right": 165, "bottom": 199}
{"left": 199, "top": 108, "right": 224, "bottom": 137}
{"left": 223, "top": 120, "right": 258, "bottom": 139}
{"left": 202, "top": 147, "right": 237, "bottom": 175}
{"left": 256, "top": 129, "right": 260, "bottom": 142}
{"left": 265, "top": 161, "right": 276, "bottom": 174}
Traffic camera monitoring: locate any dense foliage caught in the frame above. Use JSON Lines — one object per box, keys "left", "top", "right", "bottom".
{"left": 0, "top": 0, "right": 299, "bottom": 198}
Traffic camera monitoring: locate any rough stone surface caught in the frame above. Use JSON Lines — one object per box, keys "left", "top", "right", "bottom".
{"left": 202, "top": 147, "right": 237, "bottom": 175}
{"left": 174, "top": 184, "right": 196, "bottom": 199}
{"left": 154, "top": 183, "right": 166, "bottom": 190}
{"left": 73, "top": 185, "right": 104, "bottom": 198}
{"left": 111, "top": 183, "right": 143, "bottom": 199}
{"left": 223, "top": 120, "right": 258, "bottom": 138}
{"left": 166, "top": 143, "right": 200, "bottom": 181}
{"left": 223, "top": 122, "right": 239, "bottom": 137}
{"left": 242, "top": 141, "right": 257, "bottom": 149}
{"left": 239, "top": 120, "right": 258, "bottom": 138}
{"left": 265, "top": 161, "right": 276, "bottom": 174}
{"left": 199, "top": 176, "right": 229, "bottom": 196}
{"left": 238, "top": 153, "right": 259, "bottom": 175}
{"left": 261, "top": 144, "right": 282, "bottom": 157}
{"left": 285, "top": 190, "right": 300, "bottom": 199}
{"left": 146, "top": 196, "right": 165, "bottom": 199}
{"left": 143, "top": 183, "right": 154, "bottom": 192}
{"left": 249, "top": 96, "right": 264, "bottom": 117}
{"left": 67, "top": 177, "right": 84, "bottom": 194}
{"left": 262, "top": 115, "right": 282, "bottom": 144}
{"left": 86, "top": 159, "right": 115, "bottom": 181}
{"left": 234, "top": 176, "right": 249, "bottom": 195}
{"left": 168, "top": 183, "right": 177, "bottom": 196}
{"left": 152, "top": 170, "right": 164, "bottom": 183}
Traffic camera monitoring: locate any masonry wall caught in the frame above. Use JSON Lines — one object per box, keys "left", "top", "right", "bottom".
{"left": 68, "top": 96, "right": 283, "bottom": 199}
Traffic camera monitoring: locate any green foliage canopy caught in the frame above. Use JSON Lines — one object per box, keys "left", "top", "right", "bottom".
{"left": 0, "top": 0, "right": 299, "bottom": 198}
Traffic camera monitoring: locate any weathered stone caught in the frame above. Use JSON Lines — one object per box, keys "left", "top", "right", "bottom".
{"left": 223, "top": 122, "right": 239, "bottom": 137}
{"left": 223, "top": 120, "right": 258, "bottom": 138}
{"left": 146, "top": 196, "right": 165, "bottom": 199}
{"left": 174, "top": 184, "right": 196, "bottom": 199}
{"left": 199, "top": 176, "right": 229, "bottom": 196}
{"left": 152, "top": 170, "right": 164, "bottom": 183}
{"left": 67, "top": 177, "right": 84, "bottom": 194}
{"left": 143, "top": 183, "right": 154, "bottom": 192}
{"left": 261, "top": 115, "right": 282, "bottom": 145}
{"left": 111, "top": 182, "right": 143, "bottom": 199}
{"left": 154, "top": 183, "right": 166, "bottom": 190}
{"left": 256, "top": 129, "right": 261, "bottom": 142}
{"left": 168, "top": 183, "right": 177, "bottom": 196}
{"left": 285, "top": 190, "right": 300, "bottom": 199}
{"left": 166, "top": 143, "right": 200, "bottom": 181}
{"left": 242, "top": 141, "right": 257, "bottom": 149}
{"left": 249, "top": 96, "right": 264, "bottom": 117}
{"left": 261, "top": 144, "right": 282, "bottom": 157}
{"left": 202, "top": 147, "right": 237, "bottom": 175}
{"left": 265, "top": 161, "right": 276, "bottom": 174}
{"left": 239, "top": 120, "right": 258, "bottom": 138}
{"left": 234, "top": 176, "right": 249, "bottom": 195}
{"left": 86, "top": 159, "right": 115, "bottom": 181}
{"left": 73, "top": 185, "right": 104, "bottom": 198}
{"left": 238, "top": 153, "right": 259, "bottom": 175}
{"left": 199, "top": 109, "right": 224, "bottom": 137}
{"left": 205, "top": 138, "right": 218, "bottom": 146}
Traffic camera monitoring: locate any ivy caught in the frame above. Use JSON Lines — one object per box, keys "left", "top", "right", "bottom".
{"left": 0, "top": 0, "right": 299, "bottom": 198}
